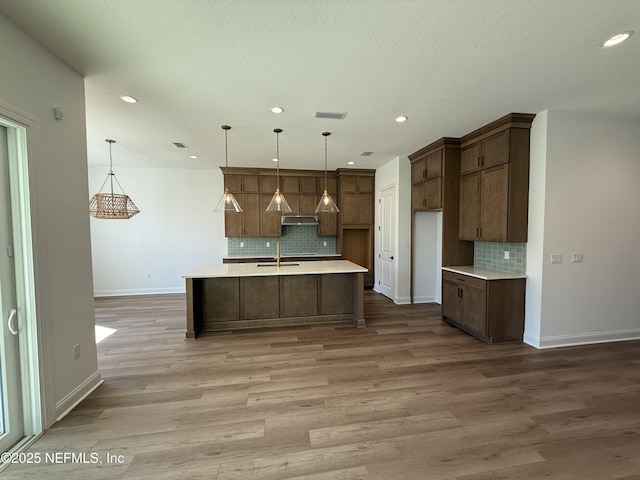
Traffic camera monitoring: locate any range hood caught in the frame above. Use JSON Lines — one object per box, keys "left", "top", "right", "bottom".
{"left": 281, "top": 215, "right": 319, "bottom": 226}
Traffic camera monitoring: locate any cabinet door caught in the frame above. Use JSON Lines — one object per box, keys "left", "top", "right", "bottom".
{"left": 299, "top": 176, "right": 318, "bottom": 194}
{"left": 241, "top": 175, "right": 260, "bottom": 192}
{"left": 339, "top": 176, "right": 358, "bottom": 193}
{"left": 461, "top": 285, "right": 487, "bottom": 336}
{"left": 442, "top": 281, "right": 462, "bottom": 321}
{"left": 320, "top": 176, "right": 337, "bottom": 196}
{"left": 339, "top": 194, "right": 358, "bottom": 224}
{"left": 225, "top": 193, "right": 260, "bottom": 237}
{"left": 425, "top": 177, "right": 442, "bottom": 210}
{"left": 299, "top": 194, "right": 318, "bottom": 216}
{"left": 412, "top": 158, "right": 426, "bottom": 183}
{"left": 479, "top": 164, "right": 509, "bottom": 242}
{"left": 357, "top": 194, "right": 373, "bottom": 224}
{"left": 425, "top": 150, "right": 442, "bottom": 179}
{"left": 358, "top": 176, "right": 374, "bottom": 194}
{"left": 317, "top": 212, "right": 337, "bottom": 236}
{"left": 412, "top": 181, "right": 426, "bottom": 211}
{"left": 281, "top": 176, "right": 299, "bottom": 194}
{"left": 481, "top": 130, "right": 509, "bottom": 169}
{"left": 459, "top": 173, "right": 480, "bottom": 240}
{"left": 260, "top": 193, "right": 282, "bottom": 237}
{"left": 224, "top": 208, "right": 243, "bottom": 237}
{"left": 242, "top": 193, "right": 260, "bottom": 236}
{"left": 225, "top": 174, "right": 242, "bottom": 193}
{"left": 461, "top": 142, "right": 482, "bottom": 174}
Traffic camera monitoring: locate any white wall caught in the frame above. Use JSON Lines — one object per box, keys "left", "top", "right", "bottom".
{"left": 375, "top": 156, "right": 412, "bottom": 304}
{"left": 88, "top": 166, "right": 226, "bottom": 295}
{"left": 0, "top": 13, "right": 99, "bottom": 423}
{"left": 526, "top": 110, "right": 640, "bottom": 348}
{"left": 413, "top": 212, "right": 442, "bottom": 303}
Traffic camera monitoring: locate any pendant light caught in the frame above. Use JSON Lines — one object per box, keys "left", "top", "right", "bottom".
{"left": 89, "top": 139, "right": 140, "bottom": 219}
{"left": 315, "top": 131, "right": 339, "bottom": 213}
{"left": 214, "top": 125, "right": 243, "bottom": 212}
{"left": 265, "top": 128, "right": 292, "bottom": 213}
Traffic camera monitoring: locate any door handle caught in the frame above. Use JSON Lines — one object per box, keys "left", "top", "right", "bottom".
{"left": 389, "top": 256, "right": 394, "bottom": 260}
{"left": 7, "top": 308, "right": 18, "bottom": 335}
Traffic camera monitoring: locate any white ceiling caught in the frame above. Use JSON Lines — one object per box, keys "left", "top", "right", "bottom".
{"left": 0, "top": 0, "right": 638, "bottom": 171}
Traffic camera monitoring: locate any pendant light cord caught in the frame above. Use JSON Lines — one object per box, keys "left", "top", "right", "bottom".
{"left": 324, "top": 134, "right": 328, "bottom": 192}
{"left": 222, "top": 125, "right": 231, "bottom": 191}
{"left": 274, "top": 128, "right": 282, "bottom": 190}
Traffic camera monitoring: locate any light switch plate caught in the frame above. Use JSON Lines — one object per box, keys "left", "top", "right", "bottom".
{"left": 503, "top": 251, "right": 510, "bottom": 260}
{"left": 550, "top": 254, "right": 563, "bottom": 264}
{"left": 571, "top": 253, "right": 584, "bottom": 263}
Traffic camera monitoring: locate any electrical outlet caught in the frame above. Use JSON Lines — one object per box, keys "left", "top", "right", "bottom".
{"left": 572, "top": 253, "right": 584, "bottom": 263}
{"left": 146, "top": 273, "right": 151, "bottom": 279}
{"left": 73, "top": 344, "right": 80, "bottom": 360}
{"left": 503, "top": 251, "right": 510, "bottom": 260}
{"left": 550, "top": 254, "right": 563, "bottom": 264}
{"left": 240, "top": 242, "right": 244, "bottom": 248}
{"left": 323, "top": 241, "right": 327, "bottom": 247}
{"left": 266, "top": 242, "right": 270, "bottom": 247}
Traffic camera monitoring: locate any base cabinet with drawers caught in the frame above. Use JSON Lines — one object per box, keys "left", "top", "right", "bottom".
{"left": 442, "top": 269, "right": 525, "bottom": 343}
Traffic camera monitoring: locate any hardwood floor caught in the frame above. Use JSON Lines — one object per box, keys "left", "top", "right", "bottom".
{"left": 4, "top": 291, "right": 640, "bottom": 479}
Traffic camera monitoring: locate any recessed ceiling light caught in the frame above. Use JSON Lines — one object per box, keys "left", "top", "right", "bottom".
{"left": 271, "top": 106, "right": 284, "bottom": 113}
{"left": 348, "top": 161, "right": 355, "bottom": 165}
{"left": 189, "top": 155, "right": 198, "bottom": 159}
{"left": 120, "top": 95, "right": 138, "bottom": 104}
{"left": 602, "top": 30, "right": 634, "bottom": 47}
{"left": 395, "top": 115, "right": 408, "bottom": 123}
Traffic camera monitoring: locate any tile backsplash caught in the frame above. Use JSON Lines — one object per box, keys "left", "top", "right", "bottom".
{"left": 474, "top": 242, "right": 526, "bottom": 274}
{"left": 228, "top": 225, "right": 337, "bottom": 256}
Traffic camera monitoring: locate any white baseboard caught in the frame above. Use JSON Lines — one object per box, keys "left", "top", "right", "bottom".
{"left": 394, "top": 296, "right": 411, "bottom": 305}
{"left": 94, "top": 286, "right": 185, "bottom": 297}
{"left": 55, "top": 371, "right": 103, "bottom": 421}
{"left": 413, "top": 294, "right": 438, "bottom": 304}
{"left": 526, "top": 328, "right": 640, "bottom": 349}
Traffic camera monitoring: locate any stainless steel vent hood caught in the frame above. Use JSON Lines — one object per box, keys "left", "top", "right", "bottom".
{"left": 281, "top": 215, "right": 319, "bottom": 226}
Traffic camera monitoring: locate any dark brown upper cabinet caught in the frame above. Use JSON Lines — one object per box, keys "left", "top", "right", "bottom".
{"left": 458, "top": 113, "right": 535, "bottom": 243}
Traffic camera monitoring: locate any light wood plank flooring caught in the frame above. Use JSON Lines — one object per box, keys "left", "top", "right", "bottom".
{"left": 4, "top": 291, "right": 640, "bottom": 479}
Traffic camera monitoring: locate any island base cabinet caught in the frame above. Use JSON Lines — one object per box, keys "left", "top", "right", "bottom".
{"left": 280, "top": 276, "right": 317, "bottom": 318}
{"left": 442, "top": 271, "right": 525, "bottom": 343}
{"left": 186, "top": 272, "right": 365, "bottom": 336}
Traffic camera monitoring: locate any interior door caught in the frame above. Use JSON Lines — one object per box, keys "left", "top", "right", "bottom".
{"left": 0, "top": 125, "right": 24, "bottom": 452}
{"left": 378, "top": 185, "right": 395, "bottom": 299}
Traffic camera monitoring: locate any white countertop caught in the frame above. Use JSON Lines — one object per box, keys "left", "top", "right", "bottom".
{"left": 442, "top": 266, "right": 526, "bottom": 280}
{"left": 184, "top": 260, "right": 367, "bottom": 278}
{"left": 223, "top": 253, "right": 341, "bottom": 260}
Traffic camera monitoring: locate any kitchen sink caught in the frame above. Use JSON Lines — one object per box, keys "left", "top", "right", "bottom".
{"left": 256, "top": 262, "right": 300, "bottom": 267}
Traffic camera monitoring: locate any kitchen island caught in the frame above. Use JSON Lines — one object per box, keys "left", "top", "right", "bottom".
{"left": 183, "top": 260, "right": 367, "bottom": 338}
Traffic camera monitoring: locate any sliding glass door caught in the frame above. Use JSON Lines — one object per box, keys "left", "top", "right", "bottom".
{"left": 0, "top": 125, "right": 24, "bottom": 453}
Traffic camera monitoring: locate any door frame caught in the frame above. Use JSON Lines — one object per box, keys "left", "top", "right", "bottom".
{"left": 0, "top": 102, "right": 50, "bottom": 457}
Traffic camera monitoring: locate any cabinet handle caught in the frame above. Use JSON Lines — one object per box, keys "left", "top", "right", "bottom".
{"left": 477, "top": 156, "right": 481, "bottom": 167}
{"left": 476, "top": 227, "right": 480, "bottom": 238}
{"left": 460, "top": 288, "right": 463, "bottom": 299}
{"left": 479, "top": 227, "right": 482, "bottom": 238}
{"left": 480, "top": 155, "right": 484, "bottom": 167}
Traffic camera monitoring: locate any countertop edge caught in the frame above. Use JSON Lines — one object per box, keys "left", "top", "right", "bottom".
{"left": 184, "top": 260, "right": 367, "bottom": 278}
{"left": 442, "top": 266, "right": 527, "bottom": 280}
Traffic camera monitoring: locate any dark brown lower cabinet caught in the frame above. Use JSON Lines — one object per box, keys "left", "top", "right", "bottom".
{"left": 185, "top": 271, "right": 365, "bottom": 337}
{"left": 442, "top": 270, "right": 525, "bottom": 343}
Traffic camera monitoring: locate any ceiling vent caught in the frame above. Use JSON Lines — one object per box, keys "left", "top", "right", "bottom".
{"left": 173, "top": 142, "right": 188, "bottom": 148}
{"left": 313, "top": 111, "right": 347, "bottom": 120}
{"left": 360, "top": 151, "right": 374, "bottom": 157}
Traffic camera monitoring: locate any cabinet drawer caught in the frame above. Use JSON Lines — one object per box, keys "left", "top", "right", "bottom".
{"left": 442, "top": 271, "right": 486, "bottom": 291}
